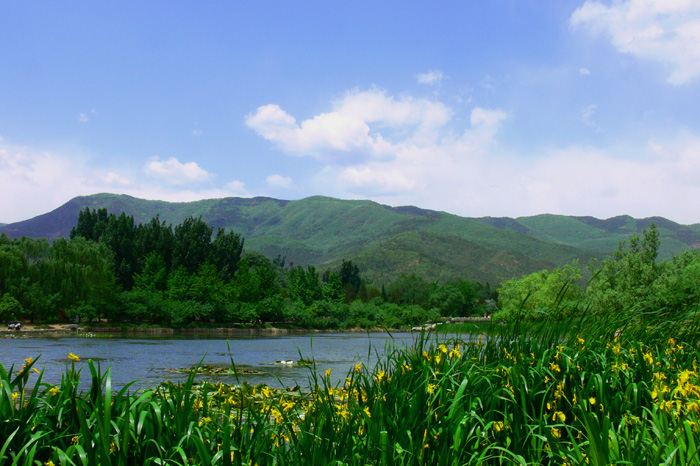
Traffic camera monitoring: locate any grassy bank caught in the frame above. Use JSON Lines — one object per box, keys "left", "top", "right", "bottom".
{"left": 2, "top": 318, "right": 700, "bottom": 465}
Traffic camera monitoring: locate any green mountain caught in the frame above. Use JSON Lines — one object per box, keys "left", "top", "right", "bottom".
{"left": 478, "top": 214, "right": 700, "bottom": 261}
{"left": 1, "top": 193, "right": 697, "bottom": 284}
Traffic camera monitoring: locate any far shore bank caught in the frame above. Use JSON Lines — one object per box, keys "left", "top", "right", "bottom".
{"left": 1, "top": 317, "right": 491, "bottom": 337}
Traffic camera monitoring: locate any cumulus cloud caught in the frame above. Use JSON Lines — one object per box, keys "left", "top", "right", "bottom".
{"left": 0, "top": 143, "right": 137, "bottom": 223}
{"left": 225, "top": 180, "right": 249, "bottom": 196}
{"left": 245, "top": 89, "right": 452, "bottom": 163}
{"left": 0, "top": 140, "right": 253, "bottom": 224}
{"left": 417, "top": 70, "right": 444, "bottom": 85}
{"left": 571, "top": 0, "right": 700, "bottom": 84}
{"left": 249, "top": 88, "right": 700, "bottom": 223}
{"left": 266, "top": 174, "right": 295, "bottom": 190}
{"left": 101, "top": 172, "right": 132, "bottom": 186}
{"left": 143, "top": 156, "right": 211, "bottom": 185}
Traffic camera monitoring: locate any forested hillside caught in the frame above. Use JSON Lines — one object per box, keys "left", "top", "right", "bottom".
{"left": 1, "top": 193, "right": 698, "bottom": 284}
{"left": 0, "top": 209, "right": 493, "bottom": 328}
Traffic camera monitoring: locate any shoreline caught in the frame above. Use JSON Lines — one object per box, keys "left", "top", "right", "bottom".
{"left": 1, "top": 317, "right": 491, "bottom": 337}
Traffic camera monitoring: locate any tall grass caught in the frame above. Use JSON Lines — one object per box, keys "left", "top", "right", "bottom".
{"left": 2, "top": 308, "right": 700, "bottom": 465}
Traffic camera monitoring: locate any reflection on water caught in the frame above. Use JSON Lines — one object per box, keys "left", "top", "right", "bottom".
{"left": 0, "top": 332, "right": 458, "bottom": 390}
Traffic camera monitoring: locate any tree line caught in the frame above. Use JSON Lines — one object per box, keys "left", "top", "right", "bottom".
{"left": 0, "top": 208, "right": 493, "bottom": 328}
{"left": 495, "top": 223, "right": 700, "bottom": 323}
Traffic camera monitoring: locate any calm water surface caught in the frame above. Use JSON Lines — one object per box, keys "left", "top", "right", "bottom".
{"left": 0, "top": 332, "right": 450, "bottom": 390}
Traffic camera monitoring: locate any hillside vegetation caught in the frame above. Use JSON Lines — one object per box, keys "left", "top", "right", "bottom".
{"left": 1, "top": 193, "right": 698, "bottom": 284}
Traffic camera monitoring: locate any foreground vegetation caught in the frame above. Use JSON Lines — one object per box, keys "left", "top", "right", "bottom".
{"left": 2, "top": 304, "right": 700, "bottom": 465}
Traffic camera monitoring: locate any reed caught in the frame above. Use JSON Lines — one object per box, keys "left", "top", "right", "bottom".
{"left": 2, "top": 311, "right": 699, "bottom": 465}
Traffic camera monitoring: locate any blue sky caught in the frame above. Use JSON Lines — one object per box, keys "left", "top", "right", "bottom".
{"left": 2, "top": 1, "right": 700, "bottom": 224}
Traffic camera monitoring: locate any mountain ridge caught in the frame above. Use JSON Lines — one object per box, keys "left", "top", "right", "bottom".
{"left": 1, "top": 193, "right": 698, "bottom": 284}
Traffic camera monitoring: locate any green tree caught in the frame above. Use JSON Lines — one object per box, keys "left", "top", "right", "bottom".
{"left": 135, "top": 215, "right": 174, "bottom": 273}
{"left": 586, "top": 223, "right": 661, "bottom": 317}
{"left": 173, "top": 217, "right": 213, "bottom": 274}
{"left": 288, "top": 265, "right": 322, "bottom": 306}
{"left": 134, "top": 252, "right": 168, "bottom": 292}
{"left": 0, "top": 293, "right": 23, "bottom": 322}
{"left": 167, "top": 266, "right": 193, "bottom": 302}
{"left": 322, "top": 271, "right": 344, "bottom": 303}
{"left": 496, "top": 261, "right": 582, "bottom": 321}
{"left": 211, "top": 228, "right": 244, "bottom": 282}
{"left": 648, "top": 250, "right": 700, "bottom": 319}
{"left": 232, "top": 253, "right": 280, "bottom": 303}
{"left": 339, "top": 259, "right": 361, "bottom": 301}
{"left": 388, "top": 274, "right": 431, "bottom": 307}
{"left": 428, "top": 284, "right": 467, "bottom": 317}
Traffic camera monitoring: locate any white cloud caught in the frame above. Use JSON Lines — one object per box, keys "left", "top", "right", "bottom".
{"left": 572, "top": 0, "right": 700, "bottom": 84}
{"left": 245, "top": 89, "right": 452, "bottom": 163}
{"left": 101, "top": 172, "right": 132, "bottom": 186}
{"left": 246, "top": 88, "right": 700, "bottom": 223}
{"left": 143, "top": 156, "right": 211, "bottom": 185}
{"left": 192, "top": 129, "right": 203, "bottom": 136}
{"left": 417, "top": 70, "right": 444, "bottom": 85}
{"left": 336, "top": 165, "right": 417, "bottom": 194}
{"left": 0, "top": 140, "right": 254, "bottom": 224}
{"left": 470, "top": 107, "right": 507, "bottom": 128}
{"left": 266, "top": 174, "right": 294, "bottom": 190}
{"left": 225, "top": 180, "right": 249, "bottom": 196}
{"left": 0, "top": 143, "right": 138, "bottom": 223}
{"left": 579, "top": 67, "right": 591, "bottom": 75}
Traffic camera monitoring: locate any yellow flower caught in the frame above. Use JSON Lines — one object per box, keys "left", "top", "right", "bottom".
{"left": 552, "top": 411, "right": 566, "bottom": 423}
{"left": 449, "top": 345, "right": 461, "bottom": 359}
{"left": 588, "top": 397, "right": 596, "bottom": 406}
{"left": 493, "top": 421, "right": 504, "bottom": 433}
{"left": 71, "top": 436, "right": 79, "bottom": 445}
{"left": 551, "top": 427, "right": 562, "bottom": 439}
{"left": 437, "top": 344, "right": 448, "bottom": 354}
{"left": 49, "top": 387, "right": 60, "bottom": 396}
{"left": 363, "top": 406, "right": 371, "bottom": 418}
{"left": 68, "top": 353, "right": 80, "bottom": 362}
{"left": 110, "top": 442, "right": 117, "bottom": 453}
{"left": 325, "top": 368, "right": 332, "bottom": 378}
{"left": 375, "top": 370, "right": 386, "bottom": 383}
{"left": 44, "top": 462, "right": 55, "bottom": 466}
{"left": 354, "top": 362, "right": 362, "bottom": 372}
{"left": 427, "top": 384, "right": 437, "bottom": 395}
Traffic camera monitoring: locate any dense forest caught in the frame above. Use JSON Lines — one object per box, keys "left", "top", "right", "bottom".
{"left": 3, "top": 208, "right": 698, "bottom": 329}
{"left": 0, "top": 208, "right": 494, "bottom": 328}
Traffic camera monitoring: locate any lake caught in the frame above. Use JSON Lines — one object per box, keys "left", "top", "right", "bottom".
{"left": 0, "top": 331, "right": 452, "bottom": 390}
